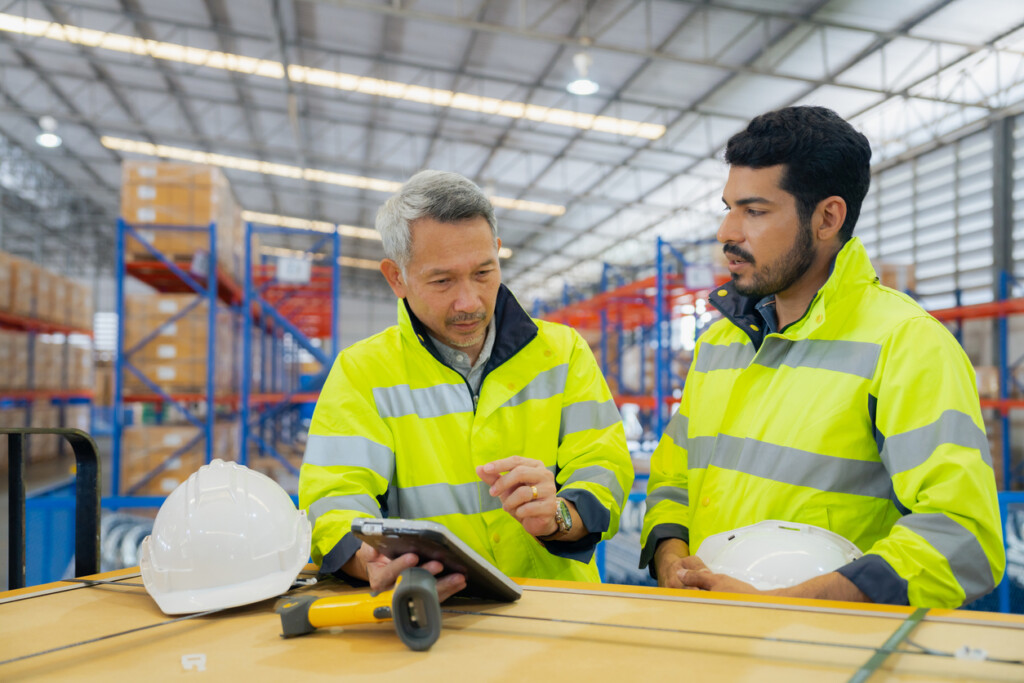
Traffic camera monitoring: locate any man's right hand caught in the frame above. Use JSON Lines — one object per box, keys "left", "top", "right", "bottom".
{"left": 342, "top": 542, "right": 467, "bottom": 602}
{"left": 653, "top": 538, "right": 694, "bottom": 589}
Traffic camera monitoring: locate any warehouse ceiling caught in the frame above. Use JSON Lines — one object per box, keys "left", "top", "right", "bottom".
{"left": 1, "top": 0, "right": 1024, "bottom": 301}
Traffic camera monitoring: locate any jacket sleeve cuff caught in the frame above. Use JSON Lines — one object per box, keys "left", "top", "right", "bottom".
{"left": 835, "top": 554, "right": 909, "bottom": 605}
{"left": 540, "top": 488, "right": 607, "bottom": 563}
{"left": 318, "top": 531, "right": 369, "bottom": 587}
{"left": 639, "top": 523, "right": 690, "bottom": 579}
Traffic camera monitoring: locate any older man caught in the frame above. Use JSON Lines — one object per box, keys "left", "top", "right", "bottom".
{"left": 300, "top": 170, "right": 632, "bottom": 598}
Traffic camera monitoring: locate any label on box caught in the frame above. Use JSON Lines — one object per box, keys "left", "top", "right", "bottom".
{"left": 136, "top": 208, "right": 156, "bottom": 223}
{"left": 136, "top": 185, "right": 156, "bottom": 200}
{"left": 159, "top": 323, "right": 178, "bottom": 336}
{"left": 136, "top": 165, "right": 157, "bottom": 178}
{"left": 158, "top": 300, "right": 179, "bottom": 314}
{"left": 160, "top": 477, "right": 179, "bottom": 493}
{"left": 156, "top": 366, "right": 177, "bottom": 381}
{"left": 163, "top": 434, "right": 184, "bottom": 448}
{"left": 277, "top": 257, "right": 312, "bottom": 284}
{"left": 167, "top": 456, "right": 182, "bottom": 469}
{"left": 157, "top": 344, "right": 177, "bottom": 359}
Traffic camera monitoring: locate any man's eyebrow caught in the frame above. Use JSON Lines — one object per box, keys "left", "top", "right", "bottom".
{"left": 722, "top": 196, "right": 775, "bottom": 207}
{"left": 423, "top": 258, "right": 496, "bottom": 277}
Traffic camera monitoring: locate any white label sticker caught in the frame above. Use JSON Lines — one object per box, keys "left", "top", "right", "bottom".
{"left": 136, "top": 208, "right": 156, "bottom": 223}
{"left": 136, "top": 164, "right": 157, "bottom": 178}
{"left": 157, "top": 344, "right": 177, "bottom": 359}
{"left": 163, "top": 433, "right": 184, "bottom": 447}
{"left": 156, "top": 366, "right": 176, "bottom": 380}
{"left": 136, "top": 185, "right": 156, "bottom": 200}
{"left": 159, "top": 323, "right": 178, "bottom": 336}
{"left": 276, "top": 257, "right": 312, "bottom": 284}
{"left": 158, "top": 300, "right": 179, "bottom": 314}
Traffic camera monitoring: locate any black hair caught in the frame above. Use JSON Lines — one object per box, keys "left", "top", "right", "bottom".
{"left": 724, "top": 106, "right": 872, "bottom": 242}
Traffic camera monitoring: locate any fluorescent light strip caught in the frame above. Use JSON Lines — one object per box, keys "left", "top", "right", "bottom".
{"left": 244, "top": 210, "right": 513, "bottom": 258}
{"left": 261, "top": 244, "right": 381, "bottom": 271}
{"left": 103, "top": 136, "right": 564, "bottom": 217}
{"left": 0, "top": 13, "right": 665, "bottom": 140}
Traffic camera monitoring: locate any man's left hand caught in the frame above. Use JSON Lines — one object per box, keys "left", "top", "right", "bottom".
{"left": 477, "top": 456, "right": 557, "bottom": 538}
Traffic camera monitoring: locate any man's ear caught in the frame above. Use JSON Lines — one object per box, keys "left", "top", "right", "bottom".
{"left": 815, "top": 196, "right": 847, "bottom": 242}
{"left": 380, "top": 259, "right": 407, "bottom": 299}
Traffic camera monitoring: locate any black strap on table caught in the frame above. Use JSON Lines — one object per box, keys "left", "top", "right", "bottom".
{"left": 5, "top": 428, "right": 101, "bottom": 590}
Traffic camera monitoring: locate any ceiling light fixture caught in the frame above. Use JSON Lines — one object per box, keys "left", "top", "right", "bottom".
{"left": 567, "top": 52, "right": 599, "bottom": 96}
{"left": 0, "top": 13, "right": 664, "bottom": 140}
{"left": 243, "top": 210, "right": 512, "bottom": 258}
{"left": 101, "top": 136, "right": 564, "bottom": 217}
{"left": 35, "top": 115, "right": 62, "bottom": 148}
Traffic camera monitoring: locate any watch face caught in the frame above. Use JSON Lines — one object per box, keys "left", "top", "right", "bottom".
{"left": 556, "top": 498, "right": 572, "bottom": 532}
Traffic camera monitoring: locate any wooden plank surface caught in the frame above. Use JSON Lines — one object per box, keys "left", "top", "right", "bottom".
{"left": 1, "top": 569, "right": 1022, "bottom": 682}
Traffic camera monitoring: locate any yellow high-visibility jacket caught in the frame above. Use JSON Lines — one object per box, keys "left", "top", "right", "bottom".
{"left": 300, "top": 285, "right": 632, "bottom": 582}
{"left": 641, "top": 238, "right": 1004, "bottom": 608}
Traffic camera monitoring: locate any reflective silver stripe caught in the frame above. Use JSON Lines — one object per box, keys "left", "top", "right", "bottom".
{"left": 897, "top": 512, "right": 994, "bottom": 601}
{"left": 559, "top": 399, "right": 622, "bottom": 443}
{"left": 503, "top": 364, "right": 569, "bottom": 408}
{"left": 563, "top": 465, "right": 625, "bottom": 504}
{"left": 881, "top": 410, "right": 992, "bottom": 474}
{"left": 309, "top": 494, "right": 380, "bottom": 526}
{"left": 646, "top": 485, "right": 689, "bottom": 509}
{"left": 689, "top": 436, "right": 717, "bottom": 469}
{"left": 695, "top": 342, "right": 754, "bottom": 373}
{"left": 755, "top": 338, "right": 881, "bottom": 380}
{"left": 303, "top": 435, "right": 395, "bottom": 479}
{"left": 691, "top": 434, "right": 891, "bottom": 499}
{"left": 664, "top": 415, "right": 688, "bottom": 447}
{"left": 398, "top": 480, "right": 502, "bottom": 518}
{"left": 372, "top": 383, "right": 473, "bottom": 419}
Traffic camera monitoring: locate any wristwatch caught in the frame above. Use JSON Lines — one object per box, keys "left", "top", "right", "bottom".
{"left": 553, "top": 497, "right": 573, "bottom": 535}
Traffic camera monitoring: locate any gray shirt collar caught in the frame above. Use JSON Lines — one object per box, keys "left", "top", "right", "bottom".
{"left": 429, "top": 318, "right": 496, "bottom": 395}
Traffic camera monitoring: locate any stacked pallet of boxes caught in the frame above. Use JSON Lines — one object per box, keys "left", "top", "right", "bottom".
{"left": 0, "top": 248, "right": 96, "bottom": 470}
{"left": 120, "top": 161, "right": 246, "bottom": 280}
{"left": 118, "top": 160, "right": 248, "bottom": 493}
{"left": 122, "top": 294, "right": 235, "bottom": 395}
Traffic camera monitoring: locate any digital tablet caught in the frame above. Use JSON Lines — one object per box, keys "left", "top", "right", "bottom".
{"left": 350, "top": 518, "right": 523, "bottom": 603}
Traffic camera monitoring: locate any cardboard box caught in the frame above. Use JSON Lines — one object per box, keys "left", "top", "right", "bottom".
{"left": 10, "top": 256, "right": 36, "bottom": 318}
{"left": 976, "top": 365, "right": 999, "bottom": 400}
{"left": 120, "top": 422, "right": 237, "bottom": 495}
{"left": 121, "top": 161, "right": 246, "bottom": 279}
{"left": 0, "top": 330, "right": 30, "bottom": 390}
{"left": 874, "top": 261, "right": 916, "bottom": 293}
{"left": 0, "top": 250, "right": 12, "bottom": 312}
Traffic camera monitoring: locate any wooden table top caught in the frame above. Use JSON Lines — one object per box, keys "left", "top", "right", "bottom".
{"left": 2, "top": 567, "right": 1023, "bottom": 682}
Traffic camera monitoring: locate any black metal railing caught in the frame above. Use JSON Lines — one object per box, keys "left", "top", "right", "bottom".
{"left": 4, "top": 428, "right": 101, "bottom": 590}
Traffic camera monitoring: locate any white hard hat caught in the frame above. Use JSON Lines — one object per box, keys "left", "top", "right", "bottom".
{"left": 695, "top": 520, "right": 862, "bottom": 591}
{"left": 140, "top": 459, "right": 311, "bottom": 615}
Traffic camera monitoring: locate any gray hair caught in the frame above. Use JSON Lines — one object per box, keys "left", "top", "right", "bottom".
{"left": 375, "top": 170, "right": 497, "bottom": 269}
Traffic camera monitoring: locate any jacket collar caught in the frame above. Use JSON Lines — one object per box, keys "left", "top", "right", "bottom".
{"left": 709, "top": 237, "right": 877, "bottom": 348}
{"left": 398, "top": 283, "right": 539, "bottom": 377}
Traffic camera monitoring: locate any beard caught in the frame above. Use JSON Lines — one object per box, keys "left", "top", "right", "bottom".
{"left": 444, "top": 311, "right": 487, "bottom": 348}
{"left": 727, "top": 217, "right": 816, "bottom": 299}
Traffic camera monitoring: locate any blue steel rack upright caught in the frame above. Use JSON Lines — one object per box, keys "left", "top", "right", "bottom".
{"left": 112, "top": 218, "right": 242, "bottom": 496}
{"left": 239, "top": 221, "right": 340, "bottom": 478}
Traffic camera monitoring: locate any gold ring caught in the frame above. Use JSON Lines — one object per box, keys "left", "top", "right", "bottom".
{"left": 531, "top": 485, "right": 538, "bottom": 501}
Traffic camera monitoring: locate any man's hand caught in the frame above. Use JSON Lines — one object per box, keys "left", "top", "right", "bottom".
{"left": 653, "top": 538, "right": 692, "bottom": 589}
{"left": 674, "top": 555, "right": 761, "bottom": 594}
{"left": 476, "top": 456, "right": 558, "bottom": 538}
{"left": 673, "top": 554, "right": 869, "bottom": 602}
{"left": 341, "top": 542, "right": 466, "bottom": 602}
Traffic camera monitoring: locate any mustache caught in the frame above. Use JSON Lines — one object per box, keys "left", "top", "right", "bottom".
{"left": 723, "top": 244, "right": 754, "bottom": 264}
{"left": 446, "top": 312, "right": 486, "bottom": 325}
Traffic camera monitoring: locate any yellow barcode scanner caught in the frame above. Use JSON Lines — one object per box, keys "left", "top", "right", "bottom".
{"left": 277, "top": 568, "right": 442, "bottom": 651}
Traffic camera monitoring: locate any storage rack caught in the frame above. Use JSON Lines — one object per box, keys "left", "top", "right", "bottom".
{"left": 239, "top": 221, "right": 340, "bottom": 478}
{"left": 112, "top": 218, "right": 243, "bottom": 496}
{"left": 930, "top": 270, "right": 1024, "bottom": 491}
{"left": 0, "top": 310, "right": 94, "bottom": 460}
{"left": 538, "top": 237, "right": 723, "bottom": 441}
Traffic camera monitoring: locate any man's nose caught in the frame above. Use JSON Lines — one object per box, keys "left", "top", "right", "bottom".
{"left": 717, "top": 211, "right": 741, "bottom": 244}
{"left": 452, "top": 280, "right": 481, "bottom": 312}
